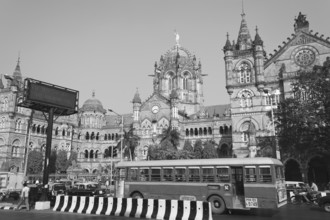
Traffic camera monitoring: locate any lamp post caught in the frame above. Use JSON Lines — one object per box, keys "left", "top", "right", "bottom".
{"left": 108, "top": 109, "right": 123, "bottom": 161}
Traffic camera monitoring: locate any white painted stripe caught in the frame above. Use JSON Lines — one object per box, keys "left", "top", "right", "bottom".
{"left": 105, "top": 197, "right": 114, "bottom": 215}
{"left": 60, "top": 195, "right": 69, "bottom": 212}
{"left": 69, "top": 196, "right": 77, "bottom": 212}
{"left": 77, "top": 196, "right": 86, "bottom": 214}
{"left": 145, "top": 199, "right": 154, "bottom": 219}
{"left": 86, "top": 196, "right": 95, "bottom": 214}
{"left": 134, "top": 198, "right": 143, "bottom": 218}
{"left": 156, "top": 199, "right": 166, "bottom": 220}
{"left": 169, "top": 199, "right": 178, "bottom": 220}
{"left": 96, "top": 197, "right": 104, "bottom": 215}
{"left": 181, "top": 200, "right": 191, "bottom": 220}
{"left": 194, "top": 201, "right": 203, "bottom": 220}
{"left": 53, "top": 195, "right": 61, "bottom": 211}
{"left": 114, "top": 198, "right": 122, "bottom": 216}
{"left": 124, "top": 198, "right": 133, "bottom": 217}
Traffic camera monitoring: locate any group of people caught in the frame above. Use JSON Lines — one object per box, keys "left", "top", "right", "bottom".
{"left": 293, "top": 181, "right": 319, "bottom": 204}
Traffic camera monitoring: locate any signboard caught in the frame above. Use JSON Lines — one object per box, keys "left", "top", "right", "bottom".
{"left": 18, "top": 78, "right": 79, "bottom": 116}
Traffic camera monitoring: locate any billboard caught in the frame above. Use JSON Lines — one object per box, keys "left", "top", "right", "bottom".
{"left": 18, "top": 78, "right": 79, "bottom": 116}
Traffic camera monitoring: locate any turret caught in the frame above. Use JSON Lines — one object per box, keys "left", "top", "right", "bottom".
{"left": 236, "top": 11, "right": 252, "bottom": 50}
{"left": 223, "top": 33, "right": 234, "bottom": 95}
{"left": 253, "top": 27, "right": 265, "bottom": 91}
{"left": 132, "top": 89, "right": 141, "bottom": 124}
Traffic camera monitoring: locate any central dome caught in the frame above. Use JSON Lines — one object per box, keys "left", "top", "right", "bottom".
{"left": 81, "top": 95, "right": 106, "bottom": 113}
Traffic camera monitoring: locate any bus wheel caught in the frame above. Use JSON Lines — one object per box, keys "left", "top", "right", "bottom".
{"left": 208, "top": 195, "right": 226, "bottom": 214}
{"left": 131, "top": 192, "right": 143, "bottom": 199}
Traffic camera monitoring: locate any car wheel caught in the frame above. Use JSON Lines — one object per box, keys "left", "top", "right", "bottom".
{"left": 131, "top": 192, "right": 143, "bottom": 199}
{"left": 208, "top": 195, "right": 226, "bottom": 214}
{"left": 324, "top": 202, "right": 330, "bottom": 213}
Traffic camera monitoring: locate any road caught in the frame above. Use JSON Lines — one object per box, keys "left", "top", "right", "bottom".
{"left": 0, "top": 203, "right": 328, "bottom": 220}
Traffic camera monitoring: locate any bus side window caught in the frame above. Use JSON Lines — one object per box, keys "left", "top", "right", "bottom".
{"left": 259, "top": 166, "right": 272, "bottom": 182}
{"left": 216, "top": 167, "right": 229, "bottom": 182}
{"left": 129, "top": 168, "right": 138, "bottom": 181}
{"left": 202, "top": 168, "right": 214, "bottom": 182}
{"left": 175, "top": 168, "right": 186, "bottom": 182}
{"left": 151, "top": 168, "right": 161, "bottom": 181}
{"left": 139, "top": 168, "right": 149, "bottom": 181}
{"left": 245, "top": 167, "right": 256, "bottom": 182}
{"left": 163, "top": 168, "right": 173, "bottom": 181}
{"left": 188, "top": 168, "right": 200, "bottom": 182}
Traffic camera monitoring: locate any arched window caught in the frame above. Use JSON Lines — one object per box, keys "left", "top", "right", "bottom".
{"left": 219, "top": 126, "right": 224, "bottom": 134}
{"left": 91, "top": 132, "right": 95, "bottom": 140}
{"left": 183, "top": 72, "right": 190, "bottom": 90}
{"left": 199, "top": 128, "right": 203, "bottom": 136}
{"left": 203, "top": 127, "right": 207, "bottom": 135}
{"left": 15, "top": 119, "right": 22, "bottom": 132}
{"left": 167, "top": 72, "right": 175, "bottom": 90}
{"left": 84, "top": 150, "right": 89, "bottom": 159}
{"left": 194, "top": 128, "right": 198, "bottom": 136}
{"left": 95, "top": 150, "right": 99, "bottom": 159}
{"left": 112, "top": 133, "right": 114, "bottom": 140}
{"left": 85, "top": 132, "right": 90, "bottom": 140}
{"left": 104, "top": 134, "right": 107, "bottom": 140}
{"left": 37, "top": 125, "right": 41, "bottom": 134}
{"left": 208, "top": 127, "right": 212, "bottom": 135}
{"left": 240, "top": 121, "right": 256, "bottom": 143}
{"left": 41, "top": 126, "right": 45, "bottom": 134}
{"left": 224, "top": 126, "right": 228, "bottom": 134}
{"left": 239, "top": 90, "right": 253, "bottom": 108}
{"left": 12, "top": 140, "right": 20, "bottom": 157}
{"left": 32, "top": 124, "right": 36, "bottom": 133}
{"left": 90, "top": 150, "right": 94, "bottom": 159}
{"left": 186, "top": 129, "right": 189, "bottom": 136}
{"left": 190, "top": 128, "right": 194, "bottom": 136}
{"left": 55, "top": 127, "right": 59, "bottom": 136}
{"left": 238, "top": 62, "right": 251, "bottom": 83}
{"left": 62, "top": 128, "right": 65, "bottom": 136}
{"left": 96, "top": 132, "right": 99, "bottom": 140}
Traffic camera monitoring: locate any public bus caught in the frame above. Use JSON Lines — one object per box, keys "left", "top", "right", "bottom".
{"left": 114, "top": 157, "right": 287, "bottom": 214}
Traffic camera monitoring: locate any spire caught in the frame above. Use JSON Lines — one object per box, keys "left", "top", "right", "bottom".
{"left": 92, "top": 90, "right": 95, "bottom": 98}
{"left": 13, "top": 56, "right": 22, "bottom": 78}
{"left": 0, "top": 75, "right": 4, "bottom": 89}
{"left": 253, "top": 26, "right": 263, "bottom": 46}
{"left": 237, "top": 8, "right": 252, "bottom": 50}
{"left": 132, "top": 88, "right": 141, "bottom": 104}
{"left": 223, "top": 32, "right": 233, "bottom": 51}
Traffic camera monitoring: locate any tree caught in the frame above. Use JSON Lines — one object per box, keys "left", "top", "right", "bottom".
{"left": 158, "top": 126, "right": 180, "bottom": 150}
{"left": 277, "top": 66, "right": 330, "bottom": 157}
{"left": 202, "top": 140, "right": 218, "bottom": 159}
{"left": 193, "top": 139, "right": 203, "bottom": 159}
{"left": 56, "top": 150, "right": 68, "bottom": 173}
{"left": 117, "top": 124, "right": 140, "bottom": 160}
{"left": 27, "top": 150, "right": 43, "bottom": 174}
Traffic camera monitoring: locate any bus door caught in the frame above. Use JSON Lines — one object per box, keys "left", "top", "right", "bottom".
{"left": 231, "top": 167, "right": 245, "bottom": 207}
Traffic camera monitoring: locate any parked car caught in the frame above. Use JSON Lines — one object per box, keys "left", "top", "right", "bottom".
{"left": 285, "top": 181, "right": 309, "bottom": 202}
{"left": 317, "top": 192, "right": 330, "bottom": 212}
{"left": 50, "top": 183, "right": 66, "bottom": 196}
{"left": 66, "top": 182, "right": 106, "bottom": 197}
{"left": 0, "top": 190, "right": 20, "bottom": 202}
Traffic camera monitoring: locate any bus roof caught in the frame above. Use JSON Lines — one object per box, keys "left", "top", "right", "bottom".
{"left": 115, "top": 157, "right": 283, "bottom": 168}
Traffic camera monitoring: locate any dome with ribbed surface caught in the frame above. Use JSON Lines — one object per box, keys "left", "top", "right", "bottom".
{"left": 80, "top": 92, "right": 106, "bottom": 113}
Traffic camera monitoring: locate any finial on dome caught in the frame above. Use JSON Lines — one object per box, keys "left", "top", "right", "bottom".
{"left": 92, "top": 90, "right": 95, "bottom": 97}
{"left": 174, "top": 29, "right": 180, "bottom": 47}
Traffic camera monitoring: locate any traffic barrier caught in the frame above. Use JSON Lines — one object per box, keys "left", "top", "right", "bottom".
{"left": 53, "top": 195, "right": 213, "bottom": 220}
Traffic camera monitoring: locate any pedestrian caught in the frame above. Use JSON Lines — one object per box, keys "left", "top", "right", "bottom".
{"left": 15, "top": 182, "right": 30, "bottom": 211}
{"left": 310, "top": 181, "right": 318, "bottom": 192}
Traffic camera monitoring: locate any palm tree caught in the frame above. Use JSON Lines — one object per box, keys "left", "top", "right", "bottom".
{"left": 117, "top": 124, "right": 140, "bottom": 160}
{"left": 158, "top": 126, "right": 181, "bottom": 150}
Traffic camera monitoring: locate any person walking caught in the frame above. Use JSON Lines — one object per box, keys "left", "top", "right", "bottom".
{"left": 15, "top": 182, "right": 30, "bottom": 211}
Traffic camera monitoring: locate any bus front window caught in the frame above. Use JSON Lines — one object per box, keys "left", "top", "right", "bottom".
{"left": 259, "top": 166, "right": 272, "bottom": 182}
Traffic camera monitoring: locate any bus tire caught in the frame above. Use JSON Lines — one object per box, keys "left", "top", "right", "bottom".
{"left": 208, "top": 195, "right": 226, "bottom": 214}
{"left": 131, "top": 192, "right": 143, "bottom": 199}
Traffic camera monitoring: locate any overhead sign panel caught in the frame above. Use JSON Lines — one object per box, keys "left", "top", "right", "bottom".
{"left": 19, "top": 78, "right": 79, "bottom": 116}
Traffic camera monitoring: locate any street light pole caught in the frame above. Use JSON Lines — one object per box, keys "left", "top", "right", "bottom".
{"left": 108, "top": 109, "right": 123, "bottom": 161}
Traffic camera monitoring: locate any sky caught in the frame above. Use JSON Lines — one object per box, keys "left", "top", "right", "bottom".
{"left": 1, "top": 0, "right": 329, "bottom": 115}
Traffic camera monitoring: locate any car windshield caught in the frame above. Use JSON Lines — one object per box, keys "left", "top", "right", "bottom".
{"left": 87, "top": 184, "right": 97, "bottom": 189}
